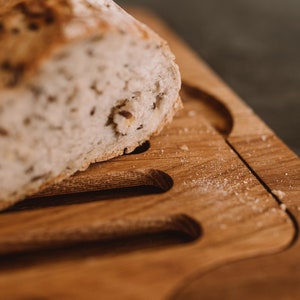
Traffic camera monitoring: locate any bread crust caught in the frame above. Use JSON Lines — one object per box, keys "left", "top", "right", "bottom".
{"left": 0, "top": 0, "right": 168, "bottom": 90}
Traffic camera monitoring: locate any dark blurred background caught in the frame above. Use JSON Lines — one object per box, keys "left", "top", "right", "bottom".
{"left": 117, "top": 0, "right": 300, "bottom": 155}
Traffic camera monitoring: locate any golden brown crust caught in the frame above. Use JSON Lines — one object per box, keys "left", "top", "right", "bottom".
{"left": 0, "top": 0, "right": 163, "bottom": 90}
{"left": 0, "top": 0, "right": 73, "bottom": 88}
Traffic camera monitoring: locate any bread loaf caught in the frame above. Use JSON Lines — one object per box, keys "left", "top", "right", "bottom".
{"left": 0, "top": 0, "right": 181, "bottom": 209}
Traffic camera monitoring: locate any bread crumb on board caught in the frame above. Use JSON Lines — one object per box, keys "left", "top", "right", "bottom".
{"left": 280, "top": 203, "right": 287, "bottom": 212}
{"left": 179, "top": 144, "right": 189, "bottom": 151}
{"left": 188, "top": 110, "right": 196, "bottom": 117}
{"left": 272, "top": 190, "right": 286, "bottom": 199}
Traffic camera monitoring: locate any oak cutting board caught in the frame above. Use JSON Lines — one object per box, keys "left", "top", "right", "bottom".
{"left": 0, "top": 8, "right": 299, "bottom": 300}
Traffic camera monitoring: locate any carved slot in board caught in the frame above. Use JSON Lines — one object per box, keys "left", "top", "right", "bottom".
{"left": 0, "top": 212, "right": 201, "bottom": 256}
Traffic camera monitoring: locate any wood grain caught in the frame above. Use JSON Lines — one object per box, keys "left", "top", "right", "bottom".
{"left": 133, "top": 8, "right": 300, "bottom": 300}
{"left": 0, "top": 8, "right": 298, "bottom": 300}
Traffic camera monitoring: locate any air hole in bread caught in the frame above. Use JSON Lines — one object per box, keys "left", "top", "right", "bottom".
{"left": 118, "top": 110, "right": 133, "bottom": 119}
{"left": 23, "top": 117, "right": 31, "bottom": 126}
{"left": 89, "top": 34, "right": 103, "bottom": 43}
{"left": 25, "top": 166, "right": 34, "bottom": 174}
{"left": 11, "top": 27, "right": 20, "bottom": 35}
{"left": 45, "top": 15, "right": 55, "bottom": 25}
{"left": 47, "top": 95, "right": 57, "bottom": 103}
{"left": 27, "top": 23, "right": 39, "bottom": 31}
{"left": 90, "top": 107, "right": 96, "bottom": 116}
{"left": 58, "top": 67, "right": 73, "bottom": 81}
{"left": 155, "top": 92, "right": 166, "bottom": 108}
{"left": 49, "top": 125, "right": 63, "bottom": 131}
{"left": 86, "top": 48, "right": 94, "bottom": 57}
{"left": 30, "top": 172, "right": 51, "bottom": 183}
{"left": 90, "top": 81, "right": 103, "bottom": 95}
{"left": 0, "top": 127, "right": 9, "bottom": 136}
{"left": 66, "top": 87, "right": 78, "bottom": 104}
{"left": 29, "top": 85, "right": 43, "bottom": 98}
{"left": 70, "top": 107, "right": 78, "bottom": 113}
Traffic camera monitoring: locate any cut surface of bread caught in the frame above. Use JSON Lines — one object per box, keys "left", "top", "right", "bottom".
{"left": 0, "top": 0, "right": 181, "bottom": 209}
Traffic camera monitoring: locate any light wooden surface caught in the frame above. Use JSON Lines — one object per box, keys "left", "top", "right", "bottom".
{"left": 0, "top": 8, "right": 299, "bottom": 300}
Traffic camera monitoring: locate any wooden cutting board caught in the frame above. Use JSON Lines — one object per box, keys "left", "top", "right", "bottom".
{"left": 0, "top": 8, "right": 299, "bottom": 300}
